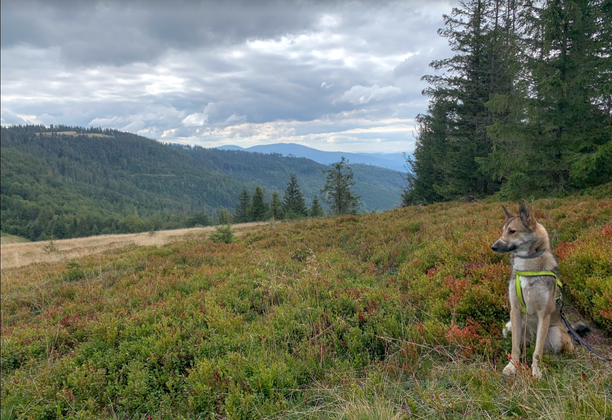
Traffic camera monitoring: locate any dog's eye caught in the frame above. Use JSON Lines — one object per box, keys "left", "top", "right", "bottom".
{"left": 508, "top": 229, "right": 516, "bottom": 234}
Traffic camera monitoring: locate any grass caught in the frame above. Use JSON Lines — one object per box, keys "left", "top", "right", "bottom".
{"left": 36, "top": 131, "right": 113, "bottom": 138}
{"left": 0, "top": 223, "right": 264, "bottom": 272}
{"left": 0, "top": 232, "right": 31, "bottom": 245}
{"left": 1, "top": 196, "right": 611, "bottom": 419}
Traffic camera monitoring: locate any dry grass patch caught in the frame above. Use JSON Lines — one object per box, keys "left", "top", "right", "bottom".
{"left": 36, "top": 131, "right": 112, "bottom": 138}
{"left": 0, "top": 233, "right": 30, "bottom": 245}
{"left": 0, "top": 222, "right": 265, "bottom": 272}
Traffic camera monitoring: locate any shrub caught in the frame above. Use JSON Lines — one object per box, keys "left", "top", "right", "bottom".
{"left": 1, "top": 195, "right": 610, "bottom": 419}
{"left": 209, "top": 224, "right": 234, "bottom": 244}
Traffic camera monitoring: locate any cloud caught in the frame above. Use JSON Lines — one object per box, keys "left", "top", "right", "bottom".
{"left": 0, "top": 109, "right": 29, "bottom": 125}
{"left": 163, "top": 114, "right": 417, "bottom": 153}
{"left": 1, "top": 0, "right": 458, "bottom": 153}
{"left": 182, "top": 103, "right": 217, "bottom": 127}
{"left": 335, "top": 84, "right": 402, "bottom": 105}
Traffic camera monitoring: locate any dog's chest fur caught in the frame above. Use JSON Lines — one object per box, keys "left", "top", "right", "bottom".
{"left": 510, "top": 254, "right": 558, "bottom": 316}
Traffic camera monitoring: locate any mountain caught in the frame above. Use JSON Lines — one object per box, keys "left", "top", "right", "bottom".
{"left": 1, "top": 126, "right": 406, "bottom": 240}
{"left": 218, "top": 143, "right": 410, "bottom": 172}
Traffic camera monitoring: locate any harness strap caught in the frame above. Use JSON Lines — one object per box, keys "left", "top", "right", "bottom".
{"left": 514, "top": 270, "right": 562, "bottom": 314}
{"left": 515, "top": 271, "right": 611, "bottom": 361}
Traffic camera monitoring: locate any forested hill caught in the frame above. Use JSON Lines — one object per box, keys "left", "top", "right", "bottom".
{"left": 0, "top": 125, "right": 405, "bottom": 240}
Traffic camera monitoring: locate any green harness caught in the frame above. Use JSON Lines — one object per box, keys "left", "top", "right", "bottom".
{"left": 514, "top": 270, "right": 563, "bottom": 314}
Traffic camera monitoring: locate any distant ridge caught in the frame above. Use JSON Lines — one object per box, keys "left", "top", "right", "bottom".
{"left": 217, "top": 145, "right": 245, "bottom": 151}
{"left": 218, "top": 143, "right": 409, "bottom": 172}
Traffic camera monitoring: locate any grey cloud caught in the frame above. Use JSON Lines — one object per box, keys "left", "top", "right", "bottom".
{"left": 0, "top": 109, "right": 30, "bottom": 125}
{"left": 2, "top": 0, "right": 452, "bottom": 66}
{"left": 1, "top": 0, "right": 322, "bottom": 67}
{"left": 335, "top": 85, "right": 402, "bottom": 105}
{"left": 1, "top": 0, "right": 458, "bottom": 152}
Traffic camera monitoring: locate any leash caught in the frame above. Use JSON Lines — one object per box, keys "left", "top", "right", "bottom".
{"left": 515, "top": 270, "right": 612, "bottom": 361}
{"left": 558, "top": 300, "right": 612, "bottom": 362}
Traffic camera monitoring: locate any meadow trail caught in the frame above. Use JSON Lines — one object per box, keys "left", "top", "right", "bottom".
{"left": 0, "top": 222, "right": 266, "bottom": 271}
{"left": 1, "top": 197, "right": 611, "bottom": 419}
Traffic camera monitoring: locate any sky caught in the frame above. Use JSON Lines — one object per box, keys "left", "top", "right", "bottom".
{"left": 1, "top": 0, "right": 457, "bottom": 154}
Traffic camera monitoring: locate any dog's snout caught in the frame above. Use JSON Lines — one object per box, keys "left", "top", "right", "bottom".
{"left": 491, "top": 240, "right": 504, "bottom": 253}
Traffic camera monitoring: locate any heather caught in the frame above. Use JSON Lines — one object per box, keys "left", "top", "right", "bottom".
{"left": 1, "top": 196, "right": 611, "bottom": 419}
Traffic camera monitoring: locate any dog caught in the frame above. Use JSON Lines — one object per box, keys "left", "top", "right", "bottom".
{"left": 491, "top": 202, "right": 588, "bottom": 378}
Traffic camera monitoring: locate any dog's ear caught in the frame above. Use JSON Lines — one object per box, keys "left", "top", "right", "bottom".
{"left": 501, "top": 205, "right": 515, "bottom": 219}
{"left": 519, "top": 201, "right": 536, "bottom": 228}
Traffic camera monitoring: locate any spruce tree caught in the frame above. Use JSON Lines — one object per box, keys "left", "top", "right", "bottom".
{"left": 528, "top": 0, "right": 612, "bottom": 191}
{"left": 408, "top": 0, "right": 526, "bottom": 202}
{"left": 309, "top": 195, "right": 324, "bottom": 218}
{"left": 269, "top": 191, "right": 283, "bottom": 220}
{"left": 234, "top": 187, "right": 252, "bottom": 223}
{"left": 251, "top": 186, "right": 269, "bottom": 222}
{"left": 216, "top": 209, "right": 233, "bottom": 225}
{"left": 321, "top": 158, "right": 360, "bottom": 215}
{"left": 479, "top": 0, "right": 612, "bottom": 197}
{"left": 282, "top": 175, "right": 308, "bottom": 219}
{"left": 403, "top": 100, "right": 452, "bottom": 205}
{"left": 424, "top": 0, "right": 508, "bottom": 200}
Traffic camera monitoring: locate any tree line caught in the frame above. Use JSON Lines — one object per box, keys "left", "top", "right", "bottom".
{"left": 233, "top": 158, "right": 360, "bottom": 223}
{"left": 403, "top": 0, "right": 611, "bottom": 205}
{"left": 1, "top": 127, "right": 367, "bottom": 240}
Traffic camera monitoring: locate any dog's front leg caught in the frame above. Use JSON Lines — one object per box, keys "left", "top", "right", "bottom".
{"left": 531, "top": 311, "right": 551, "bottom": 379}
{"left": 503, "top": 306, "right": 523, "bottom": 376}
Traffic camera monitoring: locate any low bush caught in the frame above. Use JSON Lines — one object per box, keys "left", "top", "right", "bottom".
{"left": 1, "top": 196, "right": 610, "bottom": 419}
{"left": 209, "top": 224, "right": 234, "bottom": 244}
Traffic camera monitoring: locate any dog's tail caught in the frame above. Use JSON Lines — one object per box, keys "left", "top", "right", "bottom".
{"left": 571, "top": 321, "right": 591, "bottom": 337}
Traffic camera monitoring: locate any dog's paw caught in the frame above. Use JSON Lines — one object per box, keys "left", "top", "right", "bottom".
{"left": 532, "top": 365, "right": 542, "bottom": 379}
{"left": 502, "top": 362, "right": 517, "bottom": 376}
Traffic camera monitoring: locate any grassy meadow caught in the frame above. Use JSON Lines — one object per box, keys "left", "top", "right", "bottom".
{"left": 0, "top": 223, "right": 265, "bottom": 270}
{"left": 1, "top": 232, "right": 31, "bottom": 245}
{"left": 1, "top": 196, "right": 611, "bottom": 419}
{"left": 36, "top": 131, "right": 113, "bottom": 138}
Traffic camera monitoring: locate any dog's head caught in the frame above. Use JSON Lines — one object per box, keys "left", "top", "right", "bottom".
{"left": 491, "top": 201, "right": 538, "bottom": 254}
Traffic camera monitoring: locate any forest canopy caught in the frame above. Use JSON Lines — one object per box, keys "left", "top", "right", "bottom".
{"left": 0, "top": 125, "right": 404, "bottom": 240}
{"left": 403, "top": 0, "right": 612, "bottom": 205}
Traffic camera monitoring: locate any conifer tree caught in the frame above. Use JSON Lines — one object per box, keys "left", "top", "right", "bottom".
{"left": 251, "top": 186, "right": 269, "bottom": 222}
{"left": 403, "top": 100, "right": 452, "bottom": 205}
{"left": 187, "top": 211, "right": 212, "bottom": 227}
{"left": 321, "top": 158, "right": 360, "bottom": 215}
{"left": 269, "top": 191, "right": 283, "bottom": 220}
{"left": 423, "top": 0, "right": 510, "bottom": 200}
{"left": 479, "top": 0, "right": 612, "bottom": 196}
{"left": 282, "top": 175, "right": 308, "bottom": 219}
{"left": 525, "top": 0, "right": 611, "bottom": 191}
{"left": 234, "top": 187, "right": 252, "bottom": 223}
{"left": 309, "top": 195, "right": 324, "bottom": 218}
{"left": 216, "top": 209, "right": 233, "bottom": 225}
{"left": 407, "top": 0, "right": 529, "bottom": 203}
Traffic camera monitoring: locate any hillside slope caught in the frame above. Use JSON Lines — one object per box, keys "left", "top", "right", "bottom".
{"left": 1, "top": 196, "right": 610, "bottom": 419}
{"left": 1, "top": 126, "right": 405, "bottom": 240}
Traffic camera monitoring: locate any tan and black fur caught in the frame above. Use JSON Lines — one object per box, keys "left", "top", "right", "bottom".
{"left": 491, "top": 202, "right": 582, "bottom": 378}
